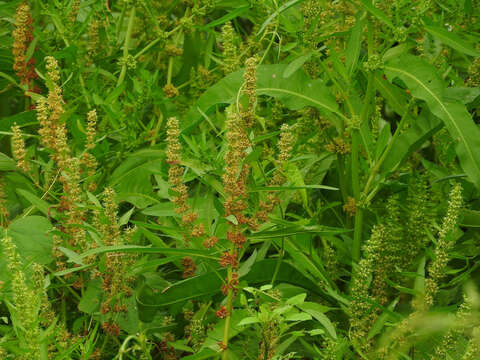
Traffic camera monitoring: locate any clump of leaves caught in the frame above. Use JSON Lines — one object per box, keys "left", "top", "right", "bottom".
{"left": 0, "top": 0, "right": 480, "bottom": 359}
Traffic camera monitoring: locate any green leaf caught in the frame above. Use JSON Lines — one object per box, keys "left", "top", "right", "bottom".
{"left": 109, "top": 149, "right": 165, "bottom": 208}
{"left": 385, "top": 55, "right": 480, "bottom": 189}
{"left": 286, "top": 293, "right": 307, "bottom": 305}
{"left": 77, "top": 245, "right": 218, "bottom": 260}
{"left": 257, "top": 0, "right": 304, "bottom": 35}
{"left": 285, "top": 312, "right": 312, "bottom": 322}
{"left": 181, "top": 349, "right": 218, "bottom": 360}
{"left": 444, "top": 87, "right": 480, "bottom": 104}
{"left": 283, "top": 52, "right": 313, "bottom": 78}
{"left": 424, "top": 22, "right": 480, "bottom": 57}
{"left": 184, "top": 64, "right": 341, "bottom": 134}
{"left": 17, "top": 189, "right": 51, "bottom": 216}
{"left": 461, "top": 209, "right": 480, "bottom": 227}
{"left": 298, "top": 302, "right": 337, "bottom": 339}
{"left": 237, "top": 316, "right": 260, "bottom": 326}
{"left": 137, "top": 260, "right": 325, "bottom": 312}
{"left": 0, "top": 153, "right": 17, "bottom": 171}
{"left": 358, "top": 0, "right": 393, "bottom": 28}
{"left": 380, "top": 109, "right": 442, "bottom": 177}
{"left": 0, "top": 111, "right": 37, "bottom": 132}
{"left": 367, "top": 298, "right": 398, "bottom": 340}
{"left": 252, "top": 185, "right": 338, "bottom": 191}
{"left": 345, "top": 15, "right": 365, "bottom": 76}
{"left": 78, "top": 279, "right": 103, "bottom": 314}
{"left": 141, "top": 202, "right": 178, "bottom": 217}
{"left": 250, "top": 225, "right": 350, "bottom": 240}
{"left": 199, "top": 6, "right": 249, "bottom": 29}
{"left": 7, "top": 216, "right": 53, "bottom": 264}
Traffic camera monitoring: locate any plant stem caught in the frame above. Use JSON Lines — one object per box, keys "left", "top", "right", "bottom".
{"left": 117, "top": 6, "right": 136, "bottom": 87}
{"left": 222, "top": 267, "right": 234, "bottom": 360}
{"left": 351, "top": 19, "right": 375, "bottom": 264}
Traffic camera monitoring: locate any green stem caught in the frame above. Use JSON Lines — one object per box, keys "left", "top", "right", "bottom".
{"left": 337, "top": 155, "right": 348, "bottom": 204}
{"left": 167, "top": 57, "right": 174, "bottom": 85}
{"left": 167, "top": 31, "right": 182, "bottom": 86}
{"left": 117, "top": 6, "right": 136, "bottom": 87}
{"left": 351, "top": 19, "right": 375, "bottom": 264}
{"left": 222, "top": 267, "right": 234, "bottom": 360}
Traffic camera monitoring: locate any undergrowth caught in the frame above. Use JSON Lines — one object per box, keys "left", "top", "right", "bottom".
{"left": 0, "top": 0, "right": 480, "bottom": 359}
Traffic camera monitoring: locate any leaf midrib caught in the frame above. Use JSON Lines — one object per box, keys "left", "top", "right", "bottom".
{"left": 384, "top": 65, "right": 480, "bottom": 179}
{"left": 257, "top": 87, "right": 347, "bottom": 121}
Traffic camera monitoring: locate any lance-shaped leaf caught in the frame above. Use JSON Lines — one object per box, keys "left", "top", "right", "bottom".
{"left": 385, "top": 55, "right": 480, "bottom": 189}
{"left": 136, "top": 259, "right": 328, "bottom": 321}
{"left": 184, "top": 64, "right": 340, "bottom": 134}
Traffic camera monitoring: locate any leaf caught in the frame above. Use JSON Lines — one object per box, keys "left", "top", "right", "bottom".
{"left": 0, "top": 217, "right": 53, "bottom": 284}
{"left": 367, "top": 298, "right": 398, "bottom": 340}
{"left": 184, "top": 64, "right": 340, "bottom": 134}
{"left": 345, "top": 15, "right": 365, "bottom": 76}
{"left": 374, "top": 123, "right": 391, "bottom": 162}
{"left": 286, "top": 293, "right": 307, "bottom": 305}
{"left": 137, "top": 260, "right": 326, "bottom": 312}
{"left": 250, "top": 225, "right": 350, "bottom": 240}
{"left": 199, "top": 6, "right": 249, "bottom": 29}
{"left": 78, "top": 279, "right": 103, "bottom": 314}
{"left": 252, "top": 185, "right": 338, "bottom": 191}
{"left": 424, "top": 22, "right": 480, "bottom": 57}
{"left": 118, "top": 207, "right": 135, "bottom": 226}
{"left": 0, "top": 153, "right": 17, "bottom": 171}
{"left": 257, "top": 0, "right": 304, "bottom": 35}
{"left": 285, "top": 312, "right": 312, "bottom": 322}
{"left": 444, "top": 87, "right": 480, "bottom": 104}
{"left": 141, "top": 202, "right": 178, "bottom": 217}
{"left": 181, "top": 349, "right": 218, "bottom": 360}
{"left": 461, "top": 209, "right": 480, "bottom": 227}
{"left": 385, "top": 55, "right": 480, "bottom": 189}
{"left": 358, "top": 0, "right": 393, "bottom": 28}
{"left": 225, "top": 214, "right": 238, "bottom": 225}
{"left": 237, "top": 316, "right": 260, "bottom": 326}
{"left": 380, "top": 109, "right": 442, "bottom": 177}
{"left": 17, "top": 189, "right": 50, "bottom": 216}
{"left": 283, "top": 52, "right": 313, "bottom": 78}
{"left": 286, "top": 163, "right": 308, "bottom": 211}
{"left": 109, "top": 149, "right": 165, "bottom": 208}
{"left": 0, "top": 111, "right": 37, "bottom": 132}
{"left": 77, "top": 245, "right": 218, "bottom": 260}
{"left": 7, "top": 216, "right": 53, "bottom": 264}
{"left": 298, "top": 302, "right": 337, "bottom": 339}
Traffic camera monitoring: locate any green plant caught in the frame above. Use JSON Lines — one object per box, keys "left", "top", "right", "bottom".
{"left": 0, "top": 0, "right": 479, "bottom": 359}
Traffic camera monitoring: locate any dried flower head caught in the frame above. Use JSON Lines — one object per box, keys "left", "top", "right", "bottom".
{"left": 163, "top": 83, "right": 179, "bottom": 98}
{"left": 12, "top": 2, "right": 37, "bottom": 86}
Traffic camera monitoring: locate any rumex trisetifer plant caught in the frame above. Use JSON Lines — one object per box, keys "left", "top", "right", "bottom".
{"left": 0, "top": 1, "right": 480, "bottom": 359}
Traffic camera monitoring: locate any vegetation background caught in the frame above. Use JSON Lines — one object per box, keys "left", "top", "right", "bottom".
{"left": 0, "top": 0, "right": 480, "bottom": 359}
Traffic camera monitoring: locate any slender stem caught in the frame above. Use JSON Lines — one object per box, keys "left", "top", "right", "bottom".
{"left": 167, "top": 31, "right": 182, "bottom": 86}
{"left": 351, "top": 19, "right": 375, "bottom": 264}
{"left": 117, "top": 6, "right": 136, "bottom": 87}
{"left": 134, "top": 37, "right": 162, "bottom": 60}
{"left": 222, "top": 267, "right": 233, "bottom": 360}
{"left": 167, "top": 57, "right": 174, "bottom": 85}
{"left": 337, "top": 154, "right": 348, "bottom": 204}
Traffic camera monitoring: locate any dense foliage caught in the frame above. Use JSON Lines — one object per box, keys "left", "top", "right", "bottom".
{"left": 1, "top": 0, "right": 480, "bottom": 359}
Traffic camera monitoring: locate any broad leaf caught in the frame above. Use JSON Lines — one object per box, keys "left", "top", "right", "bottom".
{"left": 184, "top": 64, "right": 340, "bottom": 134}
{"left": 385, "top": 55, "right": 480, "bottom": 189}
